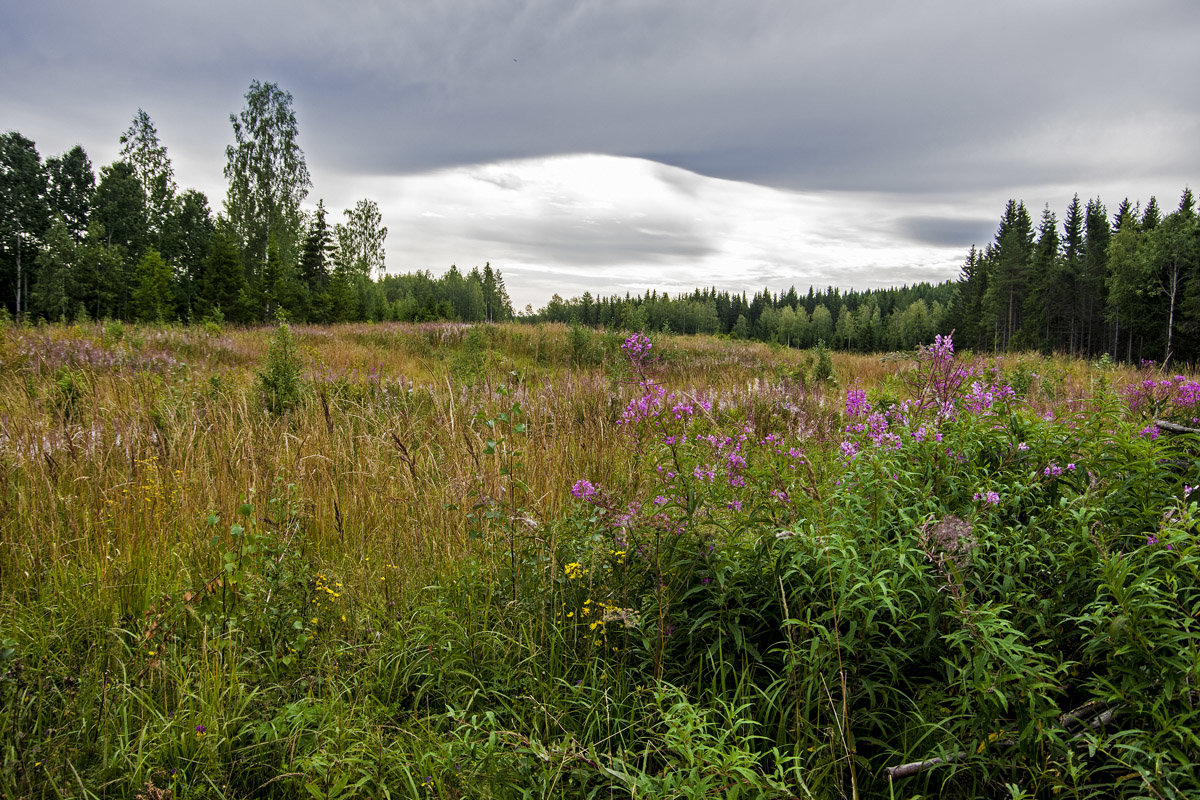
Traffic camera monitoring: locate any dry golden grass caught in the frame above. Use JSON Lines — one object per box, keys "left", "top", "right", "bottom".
{"left": 0, "top": 320, "right": 1149, "bottom": 624}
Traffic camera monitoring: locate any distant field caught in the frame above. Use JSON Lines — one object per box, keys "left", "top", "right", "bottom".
{"left": 1, "top": 321, "right": 1197, "bottom": 799}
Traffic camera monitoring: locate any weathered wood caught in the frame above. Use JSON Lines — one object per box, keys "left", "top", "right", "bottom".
{"left": 885, "top": 698, "right": 1118, "bottom": 781}
{"left": 1155, "top": 419, "right": 1200, "bottom": 435}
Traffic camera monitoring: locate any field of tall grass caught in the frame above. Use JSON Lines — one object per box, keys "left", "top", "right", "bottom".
{"left": 2, "top": 320, "right": 1198, "bottom": 799}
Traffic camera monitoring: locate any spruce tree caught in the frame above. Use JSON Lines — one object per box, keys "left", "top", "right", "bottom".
{"left": 199, "top": 229, "right": 246, "bottom": 321}
{"left": 981, "top": 200, "right": 1034, "bottom": 349}
{"left": 130, "top": 247, "right": 174, "bottom": 322}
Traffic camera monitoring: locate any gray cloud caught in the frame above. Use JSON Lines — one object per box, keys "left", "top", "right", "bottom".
{"left": 3, "top": 1, "right": 1198, "bottom": 306}
{"left": 896, "top": 216, "right": 998, "bottom": 249}
{"left": 8, "top": 1, "right": 1198, "bottom": 195}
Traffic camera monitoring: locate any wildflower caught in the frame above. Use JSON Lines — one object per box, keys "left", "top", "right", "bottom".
{"left": 973, "top": 490, "right": 1000, "bottom": 506}
{"left": 571, "top": 479, "right": 598, "bottom": 501}
{"left": 1017, "top": 442, "right": 1029, "bottom": 451}
{"left": 564, "top": 562, "right": 587, "bottom": 580}
{"left": 195, "top": 724, "right": 207, "bottom": 736}
{"left": 845, "top": 388, "right": 871, "bottom": 417}
{"left": 1043, "top": 463, "right": 1063, "bottom": 477}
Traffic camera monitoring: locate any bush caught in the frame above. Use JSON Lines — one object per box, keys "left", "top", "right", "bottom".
{"left": 257, "top": 320, "right": 304, "bottom": 413}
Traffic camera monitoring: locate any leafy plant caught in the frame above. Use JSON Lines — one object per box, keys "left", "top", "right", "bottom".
{"left": 257, "top": 318, "right": 305, "bottom": 413}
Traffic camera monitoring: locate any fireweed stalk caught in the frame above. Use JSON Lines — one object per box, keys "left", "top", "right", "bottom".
{"left": 566, "top": 333, "right": 836, "bottom": 673}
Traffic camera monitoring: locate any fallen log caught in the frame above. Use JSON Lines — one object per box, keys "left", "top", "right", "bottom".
{"left": 1155, "top": 419, "right": 1200, "bottom": 435}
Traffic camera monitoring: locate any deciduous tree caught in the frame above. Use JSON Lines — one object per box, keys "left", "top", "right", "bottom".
{"left": 224, "top": 81, "right": 311, "bottom": 274}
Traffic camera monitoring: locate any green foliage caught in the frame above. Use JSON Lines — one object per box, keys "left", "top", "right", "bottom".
{"left": 129, "top": 247, "right": 174, "bottom": 322}
{"left": 50, "top": 366, "right": 87, "bottom": 421}
{"left": 567, "top": 322, "right": 602, "bottom": 367}
{"left": 811, "top": 338, "right": 835, "bottom": 384}
{"left": 256, "top": 319, "right": 305, "bottom": 413}
{"left": 224, "top": 80, "right": 311, "bottom": 271}
{"left": 10, "top": 324, "right": 1200, "bottom": 798}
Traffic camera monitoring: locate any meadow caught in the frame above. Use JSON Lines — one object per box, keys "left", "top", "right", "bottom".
{"left": 1, "top": 320, "right": 1198, "bottom": 799}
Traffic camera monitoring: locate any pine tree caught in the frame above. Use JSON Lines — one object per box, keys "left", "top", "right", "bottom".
{"left": 161, "top": 189, "right": 214, "bottom": 321}
{"left": 947, "top": 245, "right": 986, "bottom": 351}
{"left": 298, "top": 201, "right": 332, "bottom": 293}
{"left": 1106, "top": 208, "right": 1153, "bottom": 362}
{"left": 75, "top": 220, "right": 122, "bottom": 320}
{"left": 1142, "top": 197, "right": 1162, "bottom": 232}
{"left": 1059, "top": 195, "right": 1085, "bottom": 352}
{"left": 1079, "top": 198, "right": 1112, "bottom": 355}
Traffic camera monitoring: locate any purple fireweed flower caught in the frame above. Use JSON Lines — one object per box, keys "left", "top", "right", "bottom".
{"left": 1043, "top": 463, "right": 1063, "bottom": 477}
{"left": 622, "top": 331, "right": 653, "bottom": 359}
{"left": 845, "top": 388, "right": 871, "bottom": 417}
{"left": 571, "top": 479, "right": 598, "bottom": 501}
{"left": 974, "top": 490, "right": 1000, "bottom": 505}
{"left": 1140, "top": 424, "right": 1160, "bottom": 439}
{"left": 839, "top": 440, "right": 859, "bottom": 460}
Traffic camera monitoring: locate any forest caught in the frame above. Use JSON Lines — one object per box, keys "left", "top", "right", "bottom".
{"left": 0, "top": 85, "right": 515, "bottom": 329}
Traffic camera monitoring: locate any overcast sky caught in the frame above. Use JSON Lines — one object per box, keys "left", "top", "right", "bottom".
{"left": 3, "top": 1, "right": 1198, "bottom": 308}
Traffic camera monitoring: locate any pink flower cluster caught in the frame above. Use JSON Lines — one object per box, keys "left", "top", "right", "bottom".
{"left": 618, "top": 382, "right": 713, "bottom": 426}
{"left": 621, "top": 332, "right": 655, "bottom": 373}
{"left": 571, "top": 479, "right": 598, "bottom": 501}
{"left": 1124, "top": 374, "right": 1200, "bottom": 419}
{"left": 845, "top": 388, "right": 871, "bottom": 417}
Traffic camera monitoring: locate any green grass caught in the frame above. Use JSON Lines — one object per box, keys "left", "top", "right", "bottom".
{"left": 1, "top": 320, "right": 1197, "bottom": 798}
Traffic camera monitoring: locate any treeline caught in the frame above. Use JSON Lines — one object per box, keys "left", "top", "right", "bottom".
{"left": 535, "top": 189, "right": 1200, "bottom": 363}
{"left": 0, "top": 82, "right": 514, "bottom": 325}
{"left": 533, "top": 282, "right": 956, "bottom": 351}
{"left": 947, "top": 190, "right": 1199, "bottom": 363}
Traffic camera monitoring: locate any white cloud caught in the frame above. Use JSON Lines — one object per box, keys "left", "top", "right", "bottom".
{"left": 320, "top": 154, "right": 973, "bottom": 308}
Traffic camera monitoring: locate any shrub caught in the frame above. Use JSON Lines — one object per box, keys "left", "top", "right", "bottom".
{"left": 257, "top": 320, "right": 304, "bottom": 413}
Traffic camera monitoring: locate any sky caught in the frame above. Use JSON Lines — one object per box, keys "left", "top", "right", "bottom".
{"left": 3, "top": 0, "right": 1198, "bottom": 309}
